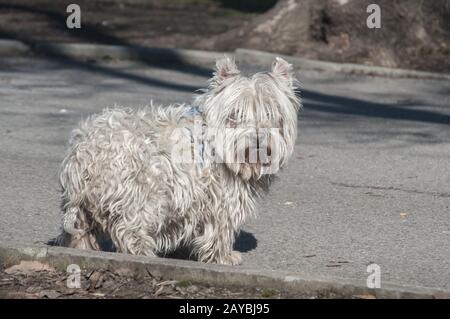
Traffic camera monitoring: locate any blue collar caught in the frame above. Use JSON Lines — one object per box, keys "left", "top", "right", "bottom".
{"left": 184, "top": 105, "right": 202, "bottom": 118}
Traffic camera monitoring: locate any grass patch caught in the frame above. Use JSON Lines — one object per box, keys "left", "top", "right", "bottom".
{"left": 177, "top": 280, "right": 192, "bottom": 288}
{"left": 260, "top": 288, "right": 278, "bottom": 298}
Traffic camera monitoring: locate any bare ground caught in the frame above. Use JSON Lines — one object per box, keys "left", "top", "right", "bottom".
{"left": 0, "top": 0, "right": 449, "bottom": 73}
{"left": 0, "top": 261, "right": 318, "bottom": 299}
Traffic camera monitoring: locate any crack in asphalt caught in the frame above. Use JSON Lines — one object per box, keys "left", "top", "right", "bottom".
{"left": 330, "top": 181, "right": 450, "bottom": 198}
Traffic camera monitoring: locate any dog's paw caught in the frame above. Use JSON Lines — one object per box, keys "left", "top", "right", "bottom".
{"left": 221, "top": 250, "right": 242, "bottom": 266}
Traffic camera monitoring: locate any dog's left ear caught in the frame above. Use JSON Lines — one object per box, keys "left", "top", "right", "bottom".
{"left": 210, "top": 56, "right": 240, "bottom": 87}
{"left": 271, "top": 57, "right": 294, "bottom": 86}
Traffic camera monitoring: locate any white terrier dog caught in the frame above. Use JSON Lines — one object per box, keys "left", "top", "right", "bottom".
{"left": 57, "top": 57, "right": 300, "bottom": 265}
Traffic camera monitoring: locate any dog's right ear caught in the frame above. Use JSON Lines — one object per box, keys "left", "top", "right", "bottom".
{"left": 210, "top": 56, "right": 240, "bottom": 88}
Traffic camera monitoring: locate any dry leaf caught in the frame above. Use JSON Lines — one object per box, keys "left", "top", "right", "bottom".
{"left": 354, "top": 294, "right": 376, "bottom": 299}
{"left": 154, "top": 285, "right": 165, "bottom": 296}
{"left": 38, "top": 290, "right": 61, "bottom": 299}
{"left": 5, "top": 261, "right": 54, "bottom": 274}
{"left": 156, "top": 280, "right": 178, "bottom": 287}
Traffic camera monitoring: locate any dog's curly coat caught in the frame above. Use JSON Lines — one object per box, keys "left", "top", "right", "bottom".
{"left": 57, "top": 57, "right": 300, "bottom": 265}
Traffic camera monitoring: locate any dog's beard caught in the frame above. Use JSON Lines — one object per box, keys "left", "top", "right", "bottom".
{"left": 204, "top": 127, "right": 287, "bottom": 180}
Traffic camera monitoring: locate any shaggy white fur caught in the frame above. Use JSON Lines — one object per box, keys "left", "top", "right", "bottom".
{"left": 57, "top": 57, "right": 301, "bottom": 265}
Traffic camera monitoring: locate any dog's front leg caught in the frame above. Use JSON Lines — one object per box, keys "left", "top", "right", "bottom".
{"left": 192, "top": 221, "right": 242, "bottom": 265}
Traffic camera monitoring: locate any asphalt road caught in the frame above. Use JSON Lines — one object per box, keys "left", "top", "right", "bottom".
{"left": 0, "top": 56, "right": 449, "bottom": 290}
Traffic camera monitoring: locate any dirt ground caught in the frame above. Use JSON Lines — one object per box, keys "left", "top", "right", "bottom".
{"left": 212, "top": 0, "right": 450, "bottom": 73}
{"left": 0, "top": 261, "right": 319, "bottom": 299}
{"left": 0, "top": 0, "right": 252, "bottom": 50}
{"left": 0, "top": 0, "right": 449, "bottom": 73}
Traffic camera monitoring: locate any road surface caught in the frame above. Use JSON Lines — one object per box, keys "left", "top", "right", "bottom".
{"left": 0, "top": 56, "right": 449, "bottom": 290}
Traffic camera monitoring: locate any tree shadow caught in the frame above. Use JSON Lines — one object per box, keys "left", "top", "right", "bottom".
{"left": 0, "top": 3, "right": 213, "bottom": 74}
{"left": 0, "top": 3, "right": 213, "bottom": 92}
{"left": 214, "top": 0, "right": 277, "bottom": 13}
{"left": 0, "top": 28, "right": 205, "bottom": 92}
{"left": 302, "top": 89, "right": 450, "bottom": 126}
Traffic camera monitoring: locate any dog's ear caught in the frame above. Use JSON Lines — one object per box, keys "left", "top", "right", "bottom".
{"left": 210, "top": 56, "right": 240, "bottom": 87}
{"left": 271, "top": 57, "right": 294, "bottom": 86}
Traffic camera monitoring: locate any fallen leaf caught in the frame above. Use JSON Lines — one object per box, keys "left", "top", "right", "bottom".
{"left": 154, "top": 285, "right": 165, "bottom": 296}
{"left": 354, "top": 294, "right": 376, "bottom": 299}
{"left": 4, "top": 261, "right": 54, "bottom": 274}
{"left": 156, "top": 280, "right": 178, "bottom": 287}
{"left": 38, "top": 289, "right": 61, "bottom": 299}
{"left": 88, "top": 270, "right": 105, "bottom": 290}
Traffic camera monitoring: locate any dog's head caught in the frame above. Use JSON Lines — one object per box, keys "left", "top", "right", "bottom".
{"left": 197, "top": 56, "right": 301, "bottom": 180}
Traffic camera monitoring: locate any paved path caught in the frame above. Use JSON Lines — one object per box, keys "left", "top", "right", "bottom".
{"left": 0, "top": 56, "right": 449, "bottom": 290}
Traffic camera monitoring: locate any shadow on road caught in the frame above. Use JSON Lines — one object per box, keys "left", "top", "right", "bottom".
{"left": 47, "top": 230, "right": 258, "bottom": 261}
{"left": 3, "top": 4, "right": 450, "bottom": 128}
{"left": 234, "top": 231, "right": 258, "bottom": 253}
{"left": 302, "top": 90, "right": 450, "bottom": 126}
{"left": 0, "top": 3, "right": 213, "bottom": 92}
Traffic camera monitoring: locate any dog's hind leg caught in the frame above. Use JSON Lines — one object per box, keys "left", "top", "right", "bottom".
{"left": 103, "top": 179, "right": 175, "bottom": 257}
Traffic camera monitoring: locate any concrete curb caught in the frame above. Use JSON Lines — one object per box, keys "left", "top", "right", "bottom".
{"left": 1, "top": 242, "right": 449, "bottom": 299}
{"left": 236, "top": 48, "right": 450, "bottom": 81}
{"left": 34, "top": 43, "right": 225, "bottom": 68}
{"left": 0, "top": 40, "right": 224, "bottom": 69}
{"left": 1, "top": 39, "right": 450, "bottom": 80}
{"left": 0, "top": 39, "right": 30, "bottom": 56}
